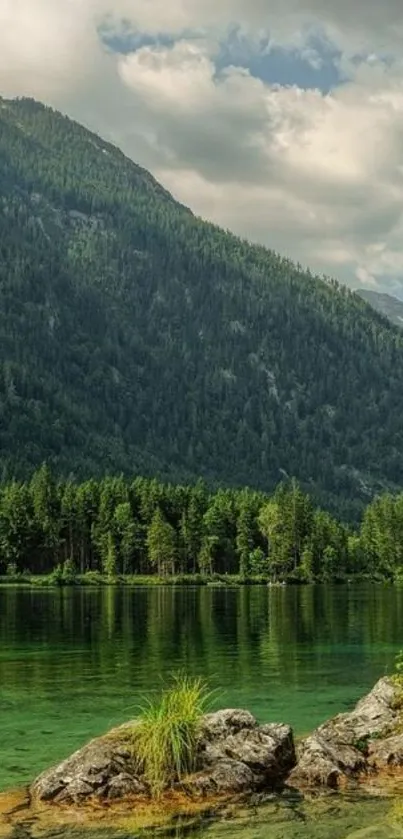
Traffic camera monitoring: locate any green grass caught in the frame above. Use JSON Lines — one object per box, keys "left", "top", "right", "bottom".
{"left": 0, "top": 572, "right": 270, "bottom": 587}
{"left": 132, "top": 674, "right": 213, "bottom": 798}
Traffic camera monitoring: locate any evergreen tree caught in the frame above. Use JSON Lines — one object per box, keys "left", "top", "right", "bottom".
{"left": 103, "top": 531, "right": 117, "bottom": 580}
{"left": 114, "top": 501, "right": 140, "bottom": 574}
{"left": 147, "top": 508, "right": 177, "bottom": 576}
{"left": 259, "top": 481, "right": 313, "bottom": 578}
{"left": 236, "top": 495, "right": 259, "bottom": 576}
{"left": 30, "top": 464, "right": 60, "bottom": 567}
{"left": 179, "top": 483, "right": 207, "bottom": 574}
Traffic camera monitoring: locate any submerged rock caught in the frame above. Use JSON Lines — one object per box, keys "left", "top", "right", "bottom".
{"left": 288, "top": 677, "right": 403, "bottom": 789}
{"left": 30, "top": 711, "right": 295, "bottom": 805}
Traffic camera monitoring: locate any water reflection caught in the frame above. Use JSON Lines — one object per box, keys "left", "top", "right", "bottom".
{"left": 1, "top": 584, "right": 403, "bottom": 789}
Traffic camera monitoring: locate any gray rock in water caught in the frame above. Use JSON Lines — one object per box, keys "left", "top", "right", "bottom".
{"left": 287, "top": 733, "right": 365, "bottom": 789}
{"left": 185, "top": 759, "right": 255, "bottom": 795}
{"left": 30, "top": 711, "right": 295, "bottom": 804}
{"left": 200, "top": 709, "right": 257, "bottom": 741}
{"left": 191, "top": 713, "right": 295, "bottom": 795}
{"left": 31, "top": 724, "right": 147, "bottom": 804}
{"left": 288, "top": 677, "right": 401, "bottom": 789}
{"left": 368, "top": 734, "right": 403, "bottom": 769}
{"left": 31, "top": 679, "right": 401, "bottom": 804}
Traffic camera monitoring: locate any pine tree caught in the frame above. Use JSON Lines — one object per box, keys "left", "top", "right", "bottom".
{"left": 147, "top": 508, "right": 177, "bottom": 576}
{"left": 103, "top": 531, "right": 117, "bottom": 580}
{"left": 236, "top": 500, "right": 256, "bottom": 577}
{"left": 114, "top": 501, "right": 140, "bottom": 574}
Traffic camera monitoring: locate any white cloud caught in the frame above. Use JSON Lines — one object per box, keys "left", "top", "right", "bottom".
{"left": 114, "top": 43, "right": 403, "bottom": 286}
{"left": 97, "top": 0, "right": 403, "bottom": 57}
{"left": 2, "top": 0, "right": 403, "bottom": 291}
{"left": 0, "top": 0, "right": 103, "bottom": 100}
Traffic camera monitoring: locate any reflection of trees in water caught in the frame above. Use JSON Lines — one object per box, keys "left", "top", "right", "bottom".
{"left": 1, "top": 585, "right": 403, "bottom": 705}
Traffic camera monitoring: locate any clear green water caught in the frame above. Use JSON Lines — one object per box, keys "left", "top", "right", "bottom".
{"left": 192, "top": 793, "right": 403, "bottom": 839}
{"left": 1, "top": 584, "right": 403, "bottom": 837}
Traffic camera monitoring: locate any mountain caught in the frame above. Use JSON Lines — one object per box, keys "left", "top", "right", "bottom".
{"left": 357, "top": 289, "right": 403, "bottom": 329}
{"left": 2, "top": 96, "right": 403, "bottom": 519}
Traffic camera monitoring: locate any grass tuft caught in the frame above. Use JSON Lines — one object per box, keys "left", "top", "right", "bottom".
{"left": 133, "top": 673, "right": 213, "bottom": 798}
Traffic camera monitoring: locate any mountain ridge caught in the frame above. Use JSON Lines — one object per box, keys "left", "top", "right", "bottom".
{"left": 1, "top": 95, "right": 403, "bottom": 518}
{"left": 357, "top": 288, "right": 403, "bottom": 329}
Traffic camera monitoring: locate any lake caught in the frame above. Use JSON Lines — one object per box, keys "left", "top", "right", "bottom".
{"left": 1, "top": 583, "right": 403, "bottom": 837}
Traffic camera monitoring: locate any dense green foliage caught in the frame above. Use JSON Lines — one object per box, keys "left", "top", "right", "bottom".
{"left": 2, "top": 97, "right": 403, "bottom": 517}
{"left": 1, "top": 464, "right": 402, "bottom": 583}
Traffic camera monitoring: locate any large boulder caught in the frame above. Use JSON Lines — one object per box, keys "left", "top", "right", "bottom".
{"left": 288, "top": 677, "right": 402, "bottom": 789}
{"left": 188, "top": 711, "right": 295, "bottom": 795}
{"left": 31, "top": 723, "right": 147, "bottom": 804}
{"left": 30, "top": 710, "right": 296, "bottom": 805}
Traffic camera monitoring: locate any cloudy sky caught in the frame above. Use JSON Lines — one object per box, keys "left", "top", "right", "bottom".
{"left": 2, "top": 0, "right": 403, "bottom": 295}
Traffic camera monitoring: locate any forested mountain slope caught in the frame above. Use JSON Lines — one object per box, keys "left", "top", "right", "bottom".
{"left": 357, "top": 289, "right": 403, "bottom": 329}
{"left": 1, "top": 96, "right": 403, "bottom": 518}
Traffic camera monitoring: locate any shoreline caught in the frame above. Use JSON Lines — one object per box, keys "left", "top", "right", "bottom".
{"left": 0, "top": 573, "right": 396, "bottom": 588}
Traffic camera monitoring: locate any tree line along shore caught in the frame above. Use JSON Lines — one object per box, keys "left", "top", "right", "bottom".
{"left": 0, "top": 465, "right": 402, "bottom": 584}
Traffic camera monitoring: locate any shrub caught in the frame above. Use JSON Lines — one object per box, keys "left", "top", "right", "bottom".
{"left": 48, "top": 564, "right": 64, "bottom": 586}
{"left": 79, "top": 570, "right": 104, "bottom": 586}
{"left": 62, "top": 558, "right": 77, "bottom": 584}
{"left": 133, "top": 674, "right": 212, "bottom": 798}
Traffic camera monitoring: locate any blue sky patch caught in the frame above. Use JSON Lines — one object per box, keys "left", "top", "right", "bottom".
{"left": 101, "top": 22, "right": 344, "bottom": 94}
{"left": 217, "top": 28, "right": 343, "bottom": 92}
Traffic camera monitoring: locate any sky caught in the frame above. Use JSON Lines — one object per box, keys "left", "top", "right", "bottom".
{"left": 2, "top": 1, "right": 403, "bottom": 295}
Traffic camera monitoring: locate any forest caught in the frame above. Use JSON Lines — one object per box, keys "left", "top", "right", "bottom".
{"left": 2, "top": 97, "right": 403, "bottom": 521}
{"left": 0, "top": 465, "right": 401, "bottom": 584}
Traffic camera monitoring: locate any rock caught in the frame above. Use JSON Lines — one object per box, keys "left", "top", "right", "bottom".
{"left": 185, "top": 759, "right": 255, "bottom": 795}
{"left": 287, "top": 734, "right": 365, "bottom": 789}
{"left": 259, "top": 724, "right": 296, "bottom": 777}
{"left": 205, "top": 725, "right": 294, "bottom": 777}
{"left": 191, "top": 713, "right": 295, "bottom": 796}
{"left": 288, "top": 678, "right": 401, "bottom": 790}
{"left": 331, "top": 677, "right": 397, "bottom": 742}
{"left": 368, "top": 734, "right": 403, "bottom": 769}
{"left": 60, "top": 778, "right": 94, "bottom": 803}
{"left": 31, "top": 725, "right": 143, "bottom": 804}
{"left": 29, "top": 678, "right": 403, "bottom": 806}
{"left": 31, "top": 709, "right": 296, "bottom": 805}
{"left": 106, "top": 773, "right": 147, "bottom": 799}
{"left": 200, "top": 709, "right": 257, "bottom": 741}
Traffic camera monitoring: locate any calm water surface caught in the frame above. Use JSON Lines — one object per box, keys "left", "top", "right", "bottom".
{"left": 1, "top": 584, "right": 403, "bottom": 802}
